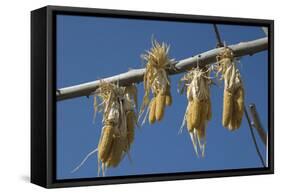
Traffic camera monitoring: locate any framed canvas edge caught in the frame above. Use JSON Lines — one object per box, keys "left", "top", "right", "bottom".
{"left": 31, "top": 5, "right": 274, "bottom": 188}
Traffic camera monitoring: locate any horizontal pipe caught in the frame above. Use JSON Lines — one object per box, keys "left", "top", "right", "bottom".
{"left": 57, "top": 37, "right": 268, "bottom": 101}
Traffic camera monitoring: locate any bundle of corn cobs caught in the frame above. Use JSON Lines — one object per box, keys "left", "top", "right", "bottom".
{"left": 216, "top": 47, "right": 244, "bottom": 131}
{"left": 94, "top": 82, "right": 138, "bottom": 175}
{"left": 72, "top": 41, "right": 248, "bottom": 175}
{"left": 140, "top": 40, "right": 172, "bottom": 124}
{"left": 179, "top": 67, "right": 212, "bottom": 157}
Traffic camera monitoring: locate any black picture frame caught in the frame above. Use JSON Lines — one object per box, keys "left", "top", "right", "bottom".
{"left": 31, "top": 5, "right": 274, "bottom": 188}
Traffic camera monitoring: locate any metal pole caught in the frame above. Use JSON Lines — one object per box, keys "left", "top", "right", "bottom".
{"left": 244, "top": 105, "right": 266, "bottom": 167}
{"left": 57, "top": 37, "right": 268, "bottom": 101}
{"left": 249, "top": 104, "right": 267, "bottom": 146}
{"left": 213, "top": 24, "right": 223, "bottom": 47}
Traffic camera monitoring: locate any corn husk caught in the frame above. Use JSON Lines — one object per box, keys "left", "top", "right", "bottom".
{"left": 165, "top": 84, "right": 172, "bottom": 106}
{"left": 206, "top": 97, "right": 212, "bottom": 121}
{"left": 222, "top": 90, "right": 233, "bottom": 127}
{"left": 165, "top": 93, "right": 172, "bottom": 106}
{"left": 179, "top": 67, "right": 212, "bottom": 157}
{"left": 139, "top": 39, "right": 172, "bottom": 125}
{"left": 217, "top": 47, "right": 244, "bottom": 131}
{"left": 126, "top": 110, "right": 136, "bottom": 147}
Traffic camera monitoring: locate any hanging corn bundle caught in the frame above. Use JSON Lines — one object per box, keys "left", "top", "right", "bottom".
{"left": 216, "top": 47, "right": 244, "bottom": 131}
{"left": 139, "top": 39, "right": 172, "bottom": 125}
{"left": 72, "top": 81, "right": 138, "bottom": 176}
{"left": 179, "top": 67, "right": 212, "bottom": 157}
{"left": 96, "top": 82, "right": 138, "bottom": 175}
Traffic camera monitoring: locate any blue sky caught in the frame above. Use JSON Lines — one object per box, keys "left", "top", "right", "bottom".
{"left": 56, "top": 14, "right": 268, "bottom": 180}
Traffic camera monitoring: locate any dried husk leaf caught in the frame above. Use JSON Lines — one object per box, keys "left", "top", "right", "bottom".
{"left": 165, "top": 87, "right": 172, "bottom": 106}
{"left": 139, "top": 39, "right": 171, "bottom": 124}
{"left": 206, "top": 97, "right": 212, "bottom": 121}
{"left": 126, "top": 110, "right": 136, "bottom": 146}
{"left": 197, "top": 120, "right": 206, "bottom": 141}
{"left": 230, "top": 86, "right": 244, "bottom": 130}
{"left": 125, "top": 84, "right": 138, "bottom": 111}
{"left": 222, "top": 90, "right": 233, "bottom": 128}
{"left": 217, "top": 47, "right": 245, "bottom": 131}
{"left": 180, "top": 67, "right": 212, "bottom": 157}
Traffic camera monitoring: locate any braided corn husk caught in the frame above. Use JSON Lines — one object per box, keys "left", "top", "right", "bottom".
{"left": 92, "top": 82, "right": 138, "bottom": 175}
{"left": 139, "top": 39, "right": 172, "bottom": 125}
{"left": 179, "top": 67, "right": 212, "bottom": 157}
{"left": 217, "top": 47, "right": 244, "bottom": 131}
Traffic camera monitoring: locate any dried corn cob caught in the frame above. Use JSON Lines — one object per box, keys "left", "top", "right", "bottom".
{"left": 98, "top": 123, "right": 114, "bottom": 163}
{"left": 148, "top": 97, "right": 156, "bottom": 124}
{"left": 155, "top": 92, "right": 166, "bottom": 121}
{"left": 139, "top": 39, "right": 172, "bottom": 124}
{"left": 105, "top": 136, "right": 126, "bottom": 168}
{"left": 179, "top": 67, "right": 212, "bottom": 157}
{"left": 217, "top": 47, "right": 244, "bottom": 131}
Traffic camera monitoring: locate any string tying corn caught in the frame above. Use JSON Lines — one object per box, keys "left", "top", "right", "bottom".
{"left": 139, "top": 39, "right": 172, "bottom": 125}
{"left": 72, "top": 81, "right": 138, "bottom": 176}
{"left": 179, "top": 67, "right": 212, "bottom": 157}
{"left": 216, "top": 47, "right": 244, "bottom": 131}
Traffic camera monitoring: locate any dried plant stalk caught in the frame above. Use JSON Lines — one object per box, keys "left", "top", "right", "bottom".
{"left": 217, "top": 47, "right": 244, "bottom": 131}
{"left": 179, "top": 67, "right": 212, "bottom": 157}
{"left": 139, "top": 39, "right": 172, "bottom": 124}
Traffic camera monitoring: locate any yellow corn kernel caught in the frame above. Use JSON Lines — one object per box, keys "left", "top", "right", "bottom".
{"left": 155, "top": 93, "right": 166, "bottom": 121}
{"left": 98, "top": 124, "right": 114, "bottom": 163}
{"left": 149, "top": 97, "right": 156, "bottom": 124}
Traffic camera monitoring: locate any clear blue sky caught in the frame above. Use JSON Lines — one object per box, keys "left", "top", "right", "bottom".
{"left": 56, "top": 14, "right": 268, "bottom": 180}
